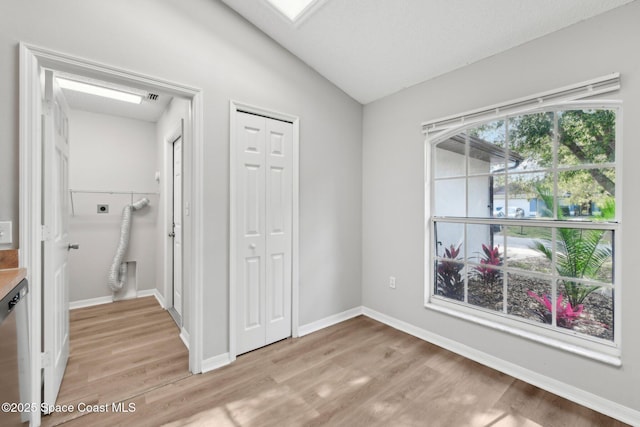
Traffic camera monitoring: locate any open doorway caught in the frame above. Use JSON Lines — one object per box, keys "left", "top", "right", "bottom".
{"left": 19, "top": 44, "right": 204, "bottom": 427}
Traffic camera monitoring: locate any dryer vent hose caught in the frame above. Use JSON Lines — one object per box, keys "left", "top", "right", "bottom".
{"left": 108, "top": 197, "right": 150, "bottom": 292}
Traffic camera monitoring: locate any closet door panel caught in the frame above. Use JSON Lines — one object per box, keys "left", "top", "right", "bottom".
{"left": 265, "top": 119, "right": 292, "bottom": 345}
{"left": 236, "top": 112, "right": 267, "bottom": 355}
{"left": 235, "top": 111, "right": 293, "bottom": 354}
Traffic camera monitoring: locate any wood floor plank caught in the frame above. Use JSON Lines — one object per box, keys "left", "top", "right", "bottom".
{"left": 44, "top": 309, "right": 629, "bottom": 427}
{"left": 41, "top": 297, "right": 189, "bottom": 427}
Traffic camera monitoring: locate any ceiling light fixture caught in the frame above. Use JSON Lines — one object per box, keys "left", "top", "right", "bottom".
{"left": 56, "top": 77, "right": 142, "bottom": 104}
{"left": 265, "top": 0, "right": 318, "bottom": 22}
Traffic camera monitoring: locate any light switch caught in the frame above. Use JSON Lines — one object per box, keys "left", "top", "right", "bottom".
{"left": 0, "top": 221, "right": 12, "bottom": 244}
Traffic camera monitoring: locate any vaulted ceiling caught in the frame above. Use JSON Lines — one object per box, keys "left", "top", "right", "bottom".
{"left": 220, "top": 0, "right": 636, "bottom": 104}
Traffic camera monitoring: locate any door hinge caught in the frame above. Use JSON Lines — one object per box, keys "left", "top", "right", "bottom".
{"left": 41, "top": 225, "right": 51, "bottom": 241}
{"left": 41, "top": 351, "right": 51, "bottom": 368}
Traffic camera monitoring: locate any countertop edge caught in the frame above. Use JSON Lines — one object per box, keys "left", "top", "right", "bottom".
{"left": 0, "top": 268, "right": 27, "bottom": 302}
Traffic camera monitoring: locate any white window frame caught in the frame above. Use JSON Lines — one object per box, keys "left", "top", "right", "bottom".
{"left": 423, "top": 78, "right": 623, "bottom": 366}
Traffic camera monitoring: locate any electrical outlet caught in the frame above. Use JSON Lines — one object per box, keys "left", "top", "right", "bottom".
{"left": 0, "top": 221, "right": 12, "bottom": 244}
{"left": 389, "top": 276, "right": 396, "bottom": 289}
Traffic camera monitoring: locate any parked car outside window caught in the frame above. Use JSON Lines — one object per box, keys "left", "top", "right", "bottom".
{"left": 494, "top": 207, "right": 524, "bottom": 218}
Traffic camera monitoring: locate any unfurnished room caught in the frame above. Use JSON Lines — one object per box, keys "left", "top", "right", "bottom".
{"left": 0, "top": 0, "right": 639, "bottom": 426}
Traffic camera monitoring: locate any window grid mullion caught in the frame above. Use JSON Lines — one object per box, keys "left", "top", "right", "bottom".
{"left": 464, "top": 132, "right": 470, "bottom": 304}
{"left": 428, "top": 102, "right": 618, "bottom": 350}
{"left": 551, "top": 110, "right": 559, "bottom": 328}
{"left": 553, "top": 110, "right": 559, "bottom": 220}
{"left": 503, "top": 117, "right": 510, "bottom": 315}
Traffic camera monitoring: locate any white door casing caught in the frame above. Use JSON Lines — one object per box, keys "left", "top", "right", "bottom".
{"left": 235, "top": 111, "right": 293, "bottom": 355}
{"left": 42, "top": 69, "right": 71, "bottom": 410}
{"left": 21, "top": 47, "right": 205, "bottom": 427}
{"left": 172, "top": 136, "right": 183, "bottom": 320}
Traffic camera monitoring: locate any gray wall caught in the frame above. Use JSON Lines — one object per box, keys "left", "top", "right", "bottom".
{"left": 0, "top": 0, "right": 363, "bottom": 359}
{"left": 67, "top": 110, "right": 159, "bottom": 302}
{"left": 362, "top": 1, "right": 640, "bottom": 412}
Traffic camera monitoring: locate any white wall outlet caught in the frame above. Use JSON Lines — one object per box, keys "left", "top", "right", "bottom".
{"left": 0, "top": 221, "right": 12, "bottom": 244}
{"left": 389, "top": 276, "right": 396, "bottom": 289}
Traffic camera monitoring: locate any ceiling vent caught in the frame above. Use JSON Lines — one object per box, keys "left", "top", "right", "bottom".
{"left": 146, "top": 93, "right": 160, "bottom": 101}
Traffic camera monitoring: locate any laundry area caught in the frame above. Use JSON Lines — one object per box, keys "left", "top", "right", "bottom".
{"left": 68, "top": 109, "right": 157, "bottom": 303}
{"left": 59, "top": 73, "right": 190, "bottom": 312}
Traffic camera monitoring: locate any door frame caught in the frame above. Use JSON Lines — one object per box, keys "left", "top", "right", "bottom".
{"left": 19, "top": 43, "right": 205, "bottom": 425}
{"left": 229, "top": 100, "right": 300, "bottom": 362}
{"left": 164, "top": 120, "right": 184, "bottom": 328}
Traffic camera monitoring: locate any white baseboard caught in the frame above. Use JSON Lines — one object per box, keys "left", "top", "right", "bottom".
{"left": 69, "top": 289, "right": 163, "bottom": 310}
{"left": 298, "top": 306, "right": 364, "bottom": 337}
{"left": 180, "top": 328, "right": 190, "bottom": 350}
{"left": 69, "top": 295, "right": 113, "bottom": 310}
{"left": 362, "top": 307, "right": 640, "bottom": 426}
{"left": 199, "top": 307, "right": 364, "bottom": 375}
{"left": 138, "top": 288, "right": 165, "bottom": 308}
{"left": 201, "top": 352, "right": 232, "bottom": 374}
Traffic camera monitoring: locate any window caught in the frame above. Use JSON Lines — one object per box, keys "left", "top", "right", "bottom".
{"left": 426, "top": 100, "right": 621, "bottom": 361}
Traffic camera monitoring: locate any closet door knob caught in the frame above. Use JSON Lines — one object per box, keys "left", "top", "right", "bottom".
{"left": 68, "top": 243, "right": 80, "bottom": 250}
{"left": 249, "top": 243, "right": 256, "bottom": 249}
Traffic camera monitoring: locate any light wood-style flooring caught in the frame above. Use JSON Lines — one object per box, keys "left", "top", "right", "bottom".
{"left": 42, "top": 297, "right": 190, "bottom": 426}
{"left": 44, "top": 298, "right": 627, "bottom": 426}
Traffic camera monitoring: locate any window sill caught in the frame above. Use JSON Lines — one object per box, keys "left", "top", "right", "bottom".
{"left": 425, "top": 300, "right": 621, "bottom": 367}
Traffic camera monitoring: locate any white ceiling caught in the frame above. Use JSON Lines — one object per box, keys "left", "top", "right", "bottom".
{"left": 220, "top": 0, "right": 636, "bottom": 104}
{"left": 55, "top": 72, "right": 173, "bottom": 122}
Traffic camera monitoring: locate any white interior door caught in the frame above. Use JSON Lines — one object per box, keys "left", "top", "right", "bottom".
{"left": 236, "top": 111, "right": 292, "bottom": 355}
{"left": 172, "top": 137, "right": 183, "bottom": 320}
{"left": 264, "top": 119, "right": 292, "bottom": 344}
{"left": 42, "top": 69, "right": 71, "bottom": 410}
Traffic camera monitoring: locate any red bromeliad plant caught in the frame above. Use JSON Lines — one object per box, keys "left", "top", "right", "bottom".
{"left": 527, "top": 290, "right": 584, "bottom": 329}
{"left": 475, "top": 244, "right": 502, "bottom": 291}
{"left": 436, "top": 244, "right": 464, "bottom": 300}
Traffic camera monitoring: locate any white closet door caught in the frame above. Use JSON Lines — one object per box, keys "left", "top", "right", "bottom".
{"left": 235, "top": 111, "right": 292, "bottom": 355}
{"left": 236, "top": 112, "right": 267, "bottom": 355}
{"left": 265, "top": 119, "right": 292, "bottom": 345}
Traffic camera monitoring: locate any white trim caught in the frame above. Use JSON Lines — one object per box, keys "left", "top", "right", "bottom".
{"left": 425, "top": 101, "right": 622, "bottom": 360}
{"left": 19, "top": 44, "right": 205, "bottom": 425}
{"left": 179, "top": 328, "right": 190, "bottom": 350}
{"left": 68, "top": 288, "right": 163, "bottom": 310}
{"left": 298, "top": 306, "right": 364, "bottom": 337}
{"left": 69, "top": 296, "right": 113, "bottom": 310}
{"left": 189, "top": 91, "right": 204, "bottom": 374}
{"left": 140, "top": 288, "right": 166, "bottom": 309}
{"left": 201, "top": 352, "right": 233, "bottom": 373}
{"left": 229, "top": 100, "right": 300, "bottom": 360}
{"left": 19, "top": 42, "right": 43, "bottom": 427}
{"left": 229, "top": 101, "right": 238, "bottom": 364}
{"left": 362, "top": 307, "right": 639, "bottom": 426}
{"left": 422, "top": 73, "right": 620, "bottom": 136}
{"left": 425, "top": 302, "right": 620, "bottom": 365}
{"left": 147, "top": 288, "right": 166, "bottom": 309}
{"left": 291, "top": 112, "right": 300, "bottom": 338}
